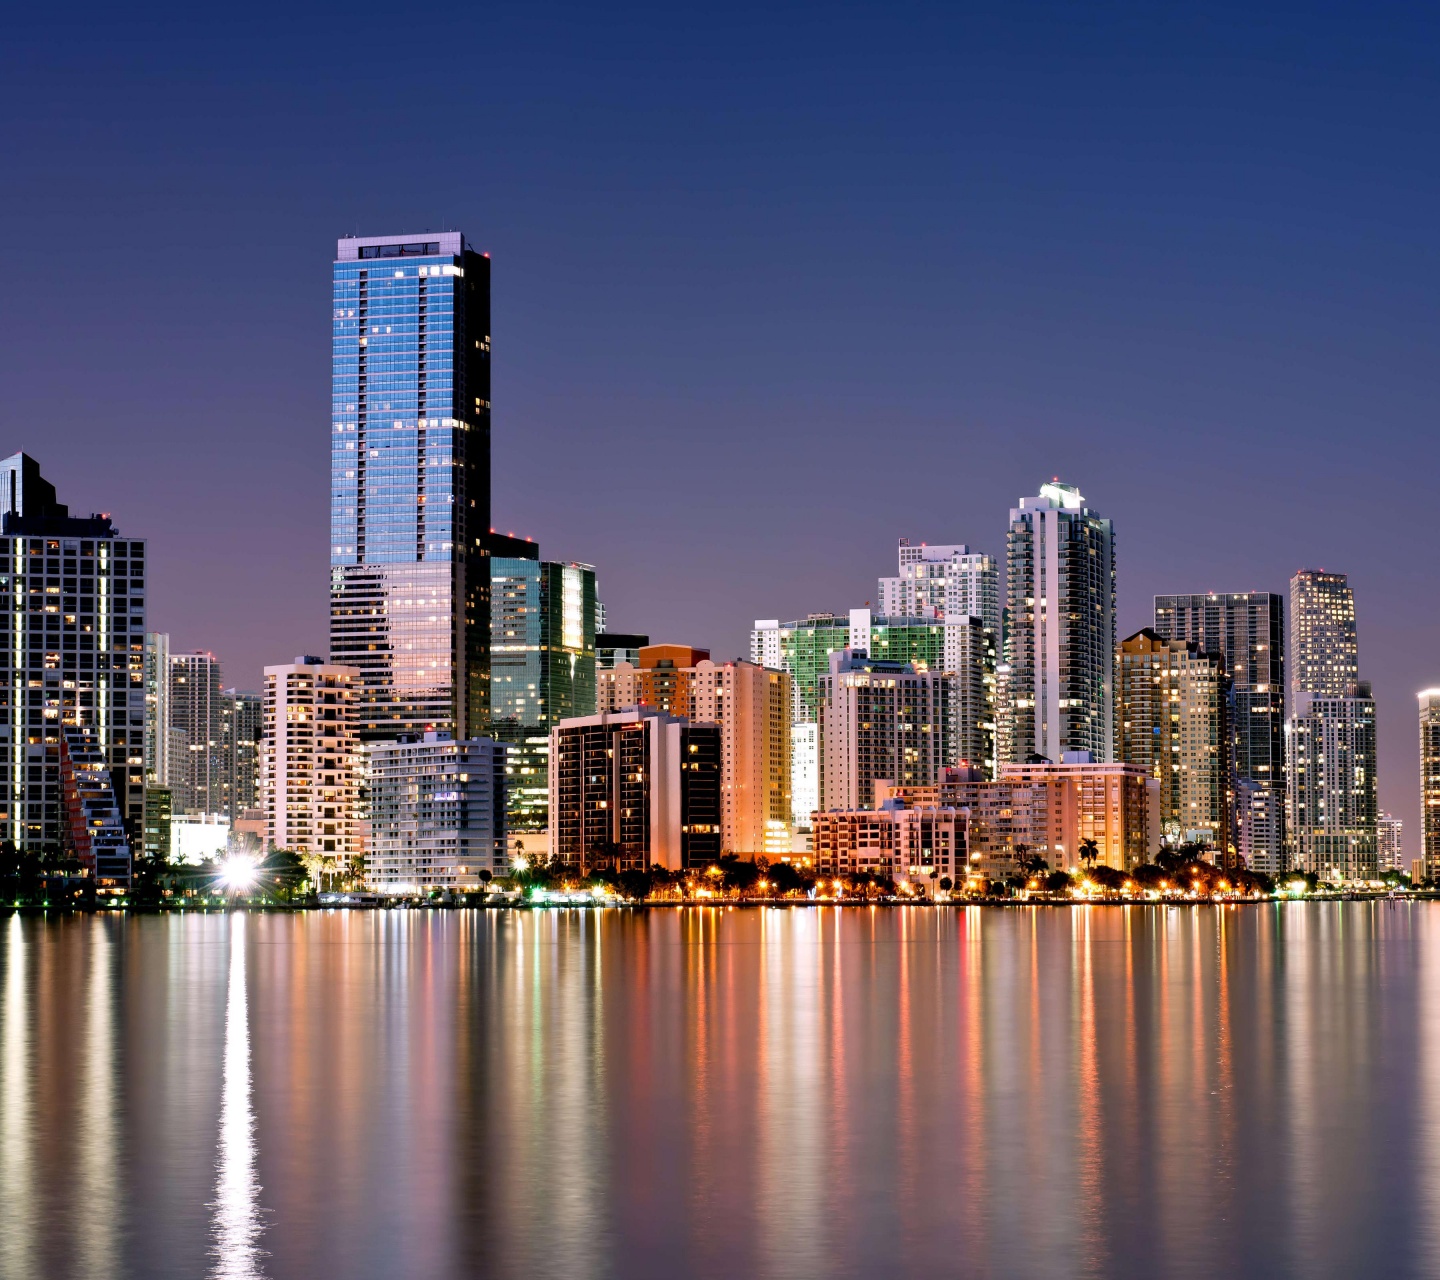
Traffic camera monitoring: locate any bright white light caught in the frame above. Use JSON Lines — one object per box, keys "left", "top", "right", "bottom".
{"left": 220, "top": 856, "right": 260, "bottom": 893}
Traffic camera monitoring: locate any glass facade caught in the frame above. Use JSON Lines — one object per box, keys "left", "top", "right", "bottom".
{"left": 490, "top": 548, "right": 597, "bottom": 831}
{"left": 330, "top": 232, "right": 491, "bottom": 739}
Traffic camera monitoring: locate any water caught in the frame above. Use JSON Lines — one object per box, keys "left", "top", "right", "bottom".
{"left": 1, "top": 903, "right": 1437, "bottom": 1279}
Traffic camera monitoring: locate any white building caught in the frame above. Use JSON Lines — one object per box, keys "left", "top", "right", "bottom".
{"left": 1004, "top": 481, "right": 1115, "bottom": 765}
{"left": 1287, "top": 685, "right": 1378, "bottom": 882}
{"left": 262, "top": 657, "right": 362, "bottom": 859}
{"left": 879, "top": 540, "right": 1000, "bottom": 641}
{"left": 367, "top": 732, "right": 507, "bottom": 892}
{"left": 170, "top": 813, "right": 231, "bottom": 865}
{"left": 1378, "top": 812, "right": 1404, "bottom": 872}
{"left": 1236, "top": 778, "right": 1283, "bottom": 875}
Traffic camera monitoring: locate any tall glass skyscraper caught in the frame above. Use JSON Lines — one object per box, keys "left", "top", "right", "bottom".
{"left": 330, "top": 232, "right": 492, "bottom": 739}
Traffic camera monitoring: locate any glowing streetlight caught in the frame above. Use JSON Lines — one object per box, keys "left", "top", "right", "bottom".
{"left": 220, "top": 854, "right": 260, "bottom": 895}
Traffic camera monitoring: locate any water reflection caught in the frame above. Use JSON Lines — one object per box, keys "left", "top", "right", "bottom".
{"left": 1, "top": 913, "right": 35, "bottom": 1279}
{"left": 211, "top": 913, "right": 265, "bottom": 1278}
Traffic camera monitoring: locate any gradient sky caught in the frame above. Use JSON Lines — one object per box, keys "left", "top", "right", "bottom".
{"left": 3, "top": 1, "right": 1437, "bottom": 837}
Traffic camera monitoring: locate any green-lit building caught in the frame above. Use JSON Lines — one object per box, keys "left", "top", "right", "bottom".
{"left": 489, "top": 536, "right": 598, "bottom": 831}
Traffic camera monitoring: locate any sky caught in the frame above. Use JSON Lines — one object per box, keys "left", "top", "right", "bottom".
{"left": 2, "top": 0, "right": 1438, "bottom": 838}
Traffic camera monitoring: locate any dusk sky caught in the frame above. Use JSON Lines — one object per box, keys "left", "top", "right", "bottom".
{"left": 4, "top": 1, "right": 1438, "bottom": 831}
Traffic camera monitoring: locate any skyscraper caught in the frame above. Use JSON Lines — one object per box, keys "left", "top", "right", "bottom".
{"left": 330, "top": 231, "right": 492, "bottom": 740}
{"left": 1287, "top": 684, "right": 1377, "bottom": 881}
{"left": 1420, "top": 690, "right": 1440, "bottom": 881}
{"left": 142, "top": 631, "right": 171, "bottom": 786}
{"left": 1117, "top": 629, "right": 1229, "bottom": 853}
{"left": 1153, "top": 592, "right": 1285, "bottom": 872}
{"left": 1004, "top": 481, "right": 1116, "bottom": 764}
{"left": 0, "top": 453, "right": 146, "bottom": 851}
{"left": 878, "top": 540, "right": 1001, "bottom": 639}
{"left": 220, "top": 689, "right": 262, "bottom": 822}
{"left": 489, "top": 534, "right": 597, "bottom": 832}
{"left": 1288, "top": 571, "right": 1358, "bottom": 698}
{"left": 169, "top": 652, "right": 223, "bottom": 815}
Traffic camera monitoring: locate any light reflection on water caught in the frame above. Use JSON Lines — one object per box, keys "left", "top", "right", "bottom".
{"left": 0, "top": 903, "right": 1437, "bottom": 1278}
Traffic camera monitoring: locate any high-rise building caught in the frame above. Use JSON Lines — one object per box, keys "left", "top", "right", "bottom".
{"left": 0, "top": 453, "right": 146, "bottom": 851}
{"left": 489, "top": 535, "right": 597, "bottom": 832}
{"left": 143, "top": 631, "right": 171, "bottom": 786}
{"left": 329, "top": 231, "right": 492, "bottom": 740}
{"left": 549, "top": 709, "right": 721, "bottom": 872}
{"left": 599, "top": 648, "right": 793, "bottom": 855}
{"left": 367, "top": 731, "right": 507, "bottom": 891}
{"left": 752, "top": 615, "right": 852, "bottom": 723}
{"left": 1235, "top": 778, "right": 1282, "bottom": 874}
{"left": 220, "top": 689, "right": 263, "bottom": 822}
{"left": 878, "top": 540, "right": 1001, "bottom": 639}
{"left": 1287, "top": 685, "right": 1377, "bottom": 882}
{"left": 1004, "top": 482, "right": 1115, "bottom": 764}
{"left": 169, "top": 652, "right": 223, "bottom": 815}
{"left": 817, "top": 649, "right": 949, "bottom": 812}
{"left": 59, "top": 725, "right": 132, "bottom": 889}
{"left": 1117, "top": 629, "right": 1230, "bottom": 853}
{"left": 1288, "top": 571, "right": 1358, "bottom": 698}
{"left": 596, "top": 632, "right": 648, "bottom": 671}
{"left": 1378, "top": 812, "right": 1404, "bottom": 873}
{"left": 1153, "top": 592, "right": 1285, "bottom": 872}
{"left": 1420, "top": 690, "right": 1440, "bottom": 881}
{"left": 262, "top": 657, "right": 362, "bottom": 860}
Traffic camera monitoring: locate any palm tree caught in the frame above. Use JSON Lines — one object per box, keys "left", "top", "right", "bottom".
{"left": 1079, "top": 838, "right": 1100, "bottom": 873}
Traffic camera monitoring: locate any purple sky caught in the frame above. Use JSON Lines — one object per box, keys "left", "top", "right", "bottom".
{"left": 4, "top": 1, "right": 1438, "bottom": 842}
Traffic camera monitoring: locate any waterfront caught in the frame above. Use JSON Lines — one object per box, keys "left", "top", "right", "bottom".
{"left": 3, "top": 904, "right": 1440, "bottom": 1279}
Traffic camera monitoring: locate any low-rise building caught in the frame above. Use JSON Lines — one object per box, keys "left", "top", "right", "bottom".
{"left": 811, "top": 804, "right": 962, "bottom": 892}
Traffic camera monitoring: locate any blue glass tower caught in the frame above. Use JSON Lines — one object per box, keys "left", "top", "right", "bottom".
{"left": 330, "top": 232, "right": 491, "bottom": 738}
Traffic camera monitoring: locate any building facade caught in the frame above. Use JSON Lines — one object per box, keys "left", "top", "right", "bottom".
{"left": 1288, "top": 571, "right": 1358, "bottom": 699}
{"left": 817, "top": 649, "right": 949, "bottom": 812}
{"left": 1117, "top": 629, "right": 1229, "bottom": 853}
{"left": 169, "top": 652, "right": 223, "bottom": 815}
{"left": 811, "top": 804, "right": 962, "bottom": 891}
{"left": 1378, "top": 812, "right": 1404, "bottom": 873}
{"left": 262, "top": 657, "right": 362, "bottom": 859}
{"left": 0, "top": 453, "right": 146, "bottom": 851}
{"left": 549, "top": 709, "right": 721, "bottom": 872}
{"left": 221, "top": 689, "right": 263, "bottom": 821}
{"left": 1287, "top": 686, "right": 1378, "bottom": 881}
{"left": 1153, "top": 592, "right": 1285, "bottom": 873}
{"left": 489, "top": 536, "right": 597, "bottom": 832}
{"left": 329, "top": 231, "right": 492, "bottom": 740}
{"left": 596, "top": 632, "right": 648, "bottom": 671}
{"left": 1004, "top": 482, "right": 1116, "bottom": 764}
{"left": 1421, "top": 689, "right": 1440, "bottom": 881}
{"left": 59, "top": 724, "right": 132, "bottom": 889}
{"left": 878, "top": 540, "right": 1001, "bottom": 640}
{"left": 367, "top": 732, "right": 507, "bottom": 891}
{"left": 143, "top": 631, "right": 172, "bottom": 786}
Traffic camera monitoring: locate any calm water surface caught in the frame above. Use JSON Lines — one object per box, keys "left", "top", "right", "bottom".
{"left": 2, "top": 904, "right": 1438, "bottom": 1279}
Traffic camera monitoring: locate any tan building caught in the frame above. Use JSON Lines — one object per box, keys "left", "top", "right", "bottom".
{"left": 1118, "top": 629, "right": 1230, "bottom": 854}
{"left": 599, "top": 646, "right": 792, "bottom": 856}
{"left": 262, "top": 657, "right": 362, "bottom": 859}
{"left": 811, "top": 805, "right": 961, "bottom": 892}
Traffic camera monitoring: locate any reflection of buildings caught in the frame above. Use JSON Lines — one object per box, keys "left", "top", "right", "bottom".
{"left": 489, "top": 534, "right": 597, "bottom": 833}
{"left": 600, "top": 645, "right": 791, "bottom": 855}
{"left": 1117, "top": 629, "right": 1229, "bottom": 852}
{"left": 329, "top": 231, "right": 492, "bottom": 739}
{"left": 0, "top": 452, "right": 146, "bottom": 852}
{"left": 550, "top": 708, "right": 721, "bottom": 871}
{"left": 262, "top": 657, "right": 362, "bottom": 859}
{"left": 368, "top": 731, "right": 507, "bottom": 890}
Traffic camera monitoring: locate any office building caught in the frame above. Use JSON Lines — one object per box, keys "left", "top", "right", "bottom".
{"left": 169, "top": 652, "right": 223, "bottom": 815}
{"left": 597, "top": 631, "right": 648, "bottom": 671}
{"left": 1004, "top": 481, "right": 1116, "bottom": 764}
{"left": 59, "top": 725, "right": 132, "bottom": 889}
{"left": 329, "top": 231, "right": 492, "bottom": 740}
{"left": 0, "top": 453, "right": 146, "bottom": 851}
{"left": 490, "top": 535, "right": 597, "bottom": 832}
{"left": 550, "top": 708, "right": 721, "bottom": 872}
{"left": 1289, "top": 571, "right": 1358, "bottom": 698}
{"left": 262, "top": 657, "right": 362, "bottom": 859}
{"left": 817, "top": 649, "right": 949, "bottom": 812}
{"left": 1421, "top": 689, "right": 1440, "bottom": 881}
{"left": 1287, "top": 685, "right": 1377, "bottom": 881}
{"left": 368, "top": 732, "right": 507, "bottom": 891}
{"left": 221, "top": 689, "right": 263, "bottom": 821}
{"left": 1118, "top": 629, "right": 1229, "bottom": 852}
{"left": 1154, "top": 592, "right": 1286, "bottom": 873}
{"left": 878, "top": 539, "right": 1001, "bottom": 639}
{"left": 1378, "top": 812, "right": 1404, "bottom": 873}
{"left": 599, "top": 647, "right": 792, "bottom": 855}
